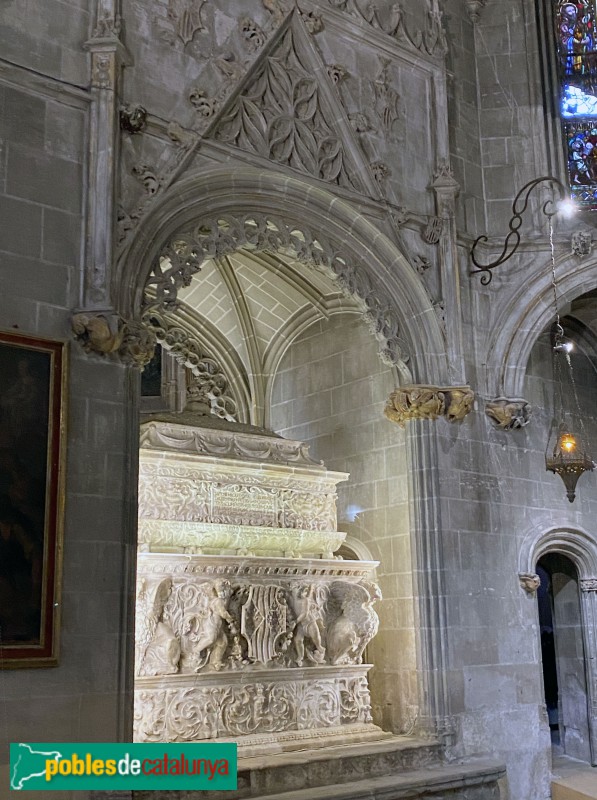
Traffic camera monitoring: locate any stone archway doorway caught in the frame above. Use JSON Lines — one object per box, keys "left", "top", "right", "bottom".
{"left": 537, "top": 553, "right": 593, "bottom": 764}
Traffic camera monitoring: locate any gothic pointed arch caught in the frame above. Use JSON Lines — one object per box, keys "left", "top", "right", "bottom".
{"left": 484, "top": 251, "right": 597, "bottom": 398}
{"left": 115, "top": 165, "right": 447, "bottom": 385}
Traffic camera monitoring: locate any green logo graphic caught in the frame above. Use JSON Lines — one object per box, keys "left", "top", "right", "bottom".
{"left": 9, "top": 742, "right": 237, "bottom": 791}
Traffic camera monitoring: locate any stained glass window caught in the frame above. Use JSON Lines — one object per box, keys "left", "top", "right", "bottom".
{"left": 556, "top": 1, "right": 597, "bottom": 207}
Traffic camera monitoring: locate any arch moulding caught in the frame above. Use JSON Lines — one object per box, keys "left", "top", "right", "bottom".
{"left": 518, "top": 522, "right": 597, "bottom": 580}
{"left": 485, "top": 252, "right": 597, "bottom": 398}
{"left": 115, "top": 165, "right": 448, "bottom": 385}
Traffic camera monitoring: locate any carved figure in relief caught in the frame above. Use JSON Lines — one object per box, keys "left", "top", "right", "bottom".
{"left": 443, "top": 387, "right": 474, "bottom": 423}
{"left": 290, "top": 585, "right": 326, "bottom": 666}
{"left": 326, "top": 581, "right": 381, "bottom": 665}
{"left": 136, "top": 577, "right": 180, "bottom": 676}
{"left": 184, "top": 580, "right": 236, "bottom": 670}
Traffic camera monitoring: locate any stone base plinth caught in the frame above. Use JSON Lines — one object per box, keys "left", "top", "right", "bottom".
{"left": 132, "top": 738, "right": 505, "bottom": 800}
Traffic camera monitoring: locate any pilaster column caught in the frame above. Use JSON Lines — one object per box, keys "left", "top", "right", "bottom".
{"left": 83, "top": 0, "right": 130, "bottom": 308}
{"left": 580, "top": 579, "right": 597, "bottom": 765}
{"left": 406, "top": 419, "right": 452, "bottom": 744}
{"left": 432, "top": 163, "right": 465, "bottom": 385}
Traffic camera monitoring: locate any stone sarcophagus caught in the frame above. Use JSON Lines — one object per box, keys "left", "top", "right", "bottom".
{"left": 134, "top": 419, "right": 382, "bottom": 753}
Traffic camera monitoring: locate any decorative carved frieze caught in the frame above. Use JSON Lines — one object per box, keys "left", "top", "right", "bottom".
{"left": 144, "top": 214, "right": 405, "bottom": 368}
{"left": 138, "top": 520, "right": 346, "bottom": 558}
{"left": 322, "top": 0, "right": 447, "bottom": 58}
{"left": 139, "top": 420, "right": 322, "bottom": 466}
{"left": 581, "top": 578, "right": 597, "bottom": 592}
{"left": 519, "top": 573, "right": 541, "bottom": 594}
{"left": 72, "top": 312, "right": 156, "bottom": 368}
{"left": 485, "top": 398, "right": 532, "bottom": 430}
{"left": 134, "top": 670, "right": 373, "bottom": 743}
{"left": 384, "top": 385, "right": 474, "bottom": 427}
{"left": 135, "top": 561, "right": 380, "bottom": 676}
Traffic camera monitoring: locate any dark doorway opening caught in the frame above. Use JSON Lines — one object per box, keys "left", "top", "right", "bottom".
{"left": 537, "top": 554, "right": 591, "bottom": 763}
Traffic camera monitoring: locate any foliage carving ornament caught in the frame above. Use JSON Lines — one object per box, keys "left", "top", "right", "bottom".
{"left": 384, "top": 385, "right": 474, "bottom": 427}
{"left": 581, "top": 578, "right": 597, "bottom": 592}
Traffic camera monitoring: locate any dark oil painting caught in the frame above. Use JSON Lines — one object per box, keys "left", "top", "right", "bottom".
{"left": 0, "top": 331, "right": 65, "bottom": 667}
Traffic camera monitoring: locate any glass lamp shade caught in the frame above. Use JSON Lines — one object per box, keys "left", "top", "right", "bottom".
{"left": 545, "top": 425, "right": 595, "bottom": 502}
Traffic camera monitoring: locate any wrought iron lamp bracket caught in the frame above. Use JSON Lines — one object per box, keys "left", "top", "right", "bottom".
{"left": 470, "top": 176, "right": 568, "bottom": 285}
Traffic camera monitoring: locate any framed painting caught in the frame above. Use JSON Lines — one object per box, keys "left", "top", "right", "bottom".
{"left": 0, "top": 330, "right": 66, "bottom": 668}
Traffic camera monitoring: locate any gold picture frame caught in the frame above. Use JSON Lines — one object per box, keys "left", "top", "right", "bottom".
{"left": 0, "top": 329, "right": 67, "bottom": 668}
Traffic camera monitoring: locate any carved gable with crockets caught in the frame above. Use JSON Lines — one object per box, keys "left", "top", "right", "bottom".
{"left": 117, "top": 0, "right": 449, "bottom": 250}
{"left": 207, "top": 14, "right": 379, "bottom": 197}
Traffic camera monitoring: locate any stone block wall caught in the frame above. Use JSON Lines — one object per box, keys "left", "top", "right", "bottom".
{"left": 0, "top": 12, "right": 139, "bottom": 796}
{"left": 270, "top": 312, "right": 418, "bottom": 733}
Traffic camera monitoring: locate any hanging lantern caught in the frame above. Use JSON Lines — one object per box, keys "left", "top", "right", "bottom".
{"left": 546, "top": 423, "right": 595, "bottom": 502}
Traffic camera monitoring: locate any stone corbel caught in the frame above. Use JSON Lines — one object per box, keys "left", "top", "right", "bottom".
{"left": 465, "top": 0, "right": 487, "bottom": 24}
{"left": 384, "top": 385, "right": 474, "bottom": 428}
{"left": 72, "top": 312, "right": 156, "bottom": 369}
{"left": 485, "top": 398, "right": 532, "bottom": 430}
{"left": 581, "top": 578, "right": 597, "bottom": 593}
{"left": 519, "top": 573, "right": 541, "bottom": 595}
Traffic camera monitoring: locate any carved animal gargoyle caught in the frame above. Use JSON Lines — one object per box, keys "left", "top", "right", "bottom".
{"left": 72, "top": 312, "right": 123, "bottom": 355}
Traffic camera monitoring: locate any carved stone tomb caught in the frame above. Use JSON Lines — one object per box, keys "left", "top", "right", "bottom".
{"left": 134, "top": 418, "right": 383, "bottom": 754}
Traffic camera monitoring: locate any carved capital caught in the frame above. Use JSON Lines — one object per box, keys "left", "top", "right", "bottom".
{"left": 72, "top": 312, "right": 156, "bottom": 369}
{"left": 581, "top": 578, "right": 597, "bottom": 593}
{"left": 519, "top": 573, "right": 541, "bottom": 594}
{"left": 384, "top": 385, "right": 474, "bottom": 428}
{"left": 485, "top": 398, "right": 532, "bottom": 430}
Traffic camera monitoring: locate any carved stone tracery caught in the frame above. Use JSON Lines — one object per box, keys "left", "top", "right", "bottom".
{"left": 210, "top": 22, "right": 367, "bottom": 194}
{"left": 143, "top": 214, "right": 405, "bottom": 368}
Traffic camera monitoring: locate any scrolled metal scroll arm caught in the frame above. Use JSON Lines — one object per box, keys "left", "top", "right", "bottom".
{"left": 470, "top": 176, "right": 569, "bottom": 285}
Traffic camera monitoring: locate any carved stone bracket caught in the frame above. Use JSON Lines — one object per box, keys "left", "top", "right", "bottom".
{"left": 392, "top": 208, "right": 444, "bottom": 246}
{"left": 581, "top": 578, "right": 597, "bottom": 593}
{"left": 72, "top": 311, "right": 156, "bottom": 369}
{"left": 519, "top": 572, "right": 541, "bottom": 595}
{"left": 384, "top": 385, "right": 474, "bottom": 428}
{"left": 485, "top": 398, "right": 532, "bottom": 430}
{"left": 464, "top": 0, "right": 487, "bottom": 24}
{"left": 120, "top": 104, "right": 148, "bottom": 134}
